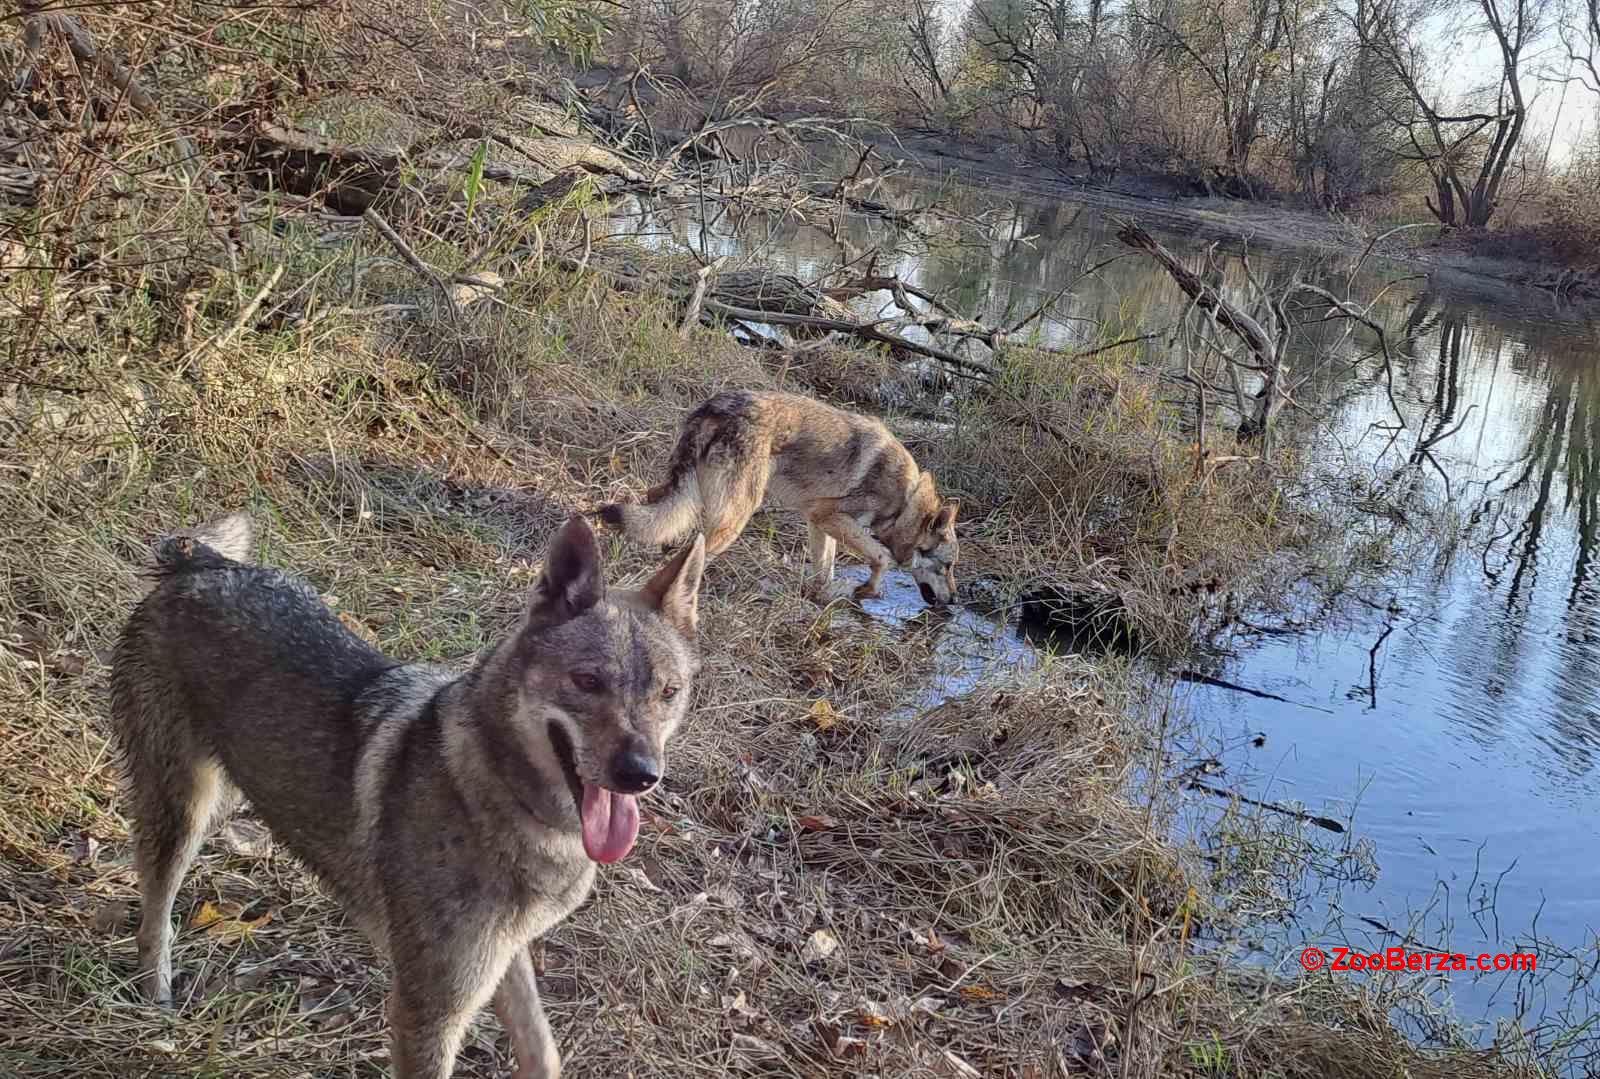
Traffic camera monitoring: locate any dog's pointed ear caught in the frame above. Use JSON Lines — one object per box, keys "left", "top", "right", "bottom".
{"left": 640, "top": 533, "right": 706, "bottom": 639}
{"left": 528, "top": 515, "right": 605, "bottom": 623}
{"left": 936, "top": 500, "right": 960, "bottom": 530}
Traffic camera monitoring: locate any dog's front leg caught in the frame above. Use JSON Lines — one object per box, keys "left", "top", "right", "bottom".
{"left": 493, "top": 948, "right": 560, "bottom": 1079}
{"left": 804, "top": 521, "right": 839, "bottom": 600}
{"left": 388, "top": 962, "right": 490, "bottom": 1079}
{"left": 813, "top": 513, "right": 894, "bottom": 600}
{"left": 388, "top": 983, "right": 479, "bottom": 1079}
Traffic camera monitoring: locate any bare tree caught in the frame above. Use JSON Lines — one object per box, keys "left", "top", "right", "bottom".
{"left": 1558, "top": 0, "right": 1600, "bottom": 95}
{"left": 900, "top": 0, "right": 954, "bottom": 112}
{"left": 961, "top": 0, "right": 1132, "bottom": 169}
{"left": 633, "top": 0, "right": 887, "bottom": 114}
{"left": 1288, "top": 0, "right": 1412, "bottom": 205}
{"left": 1129, "top": 0, "right": 1289, "bottom": 184}
{"left": 1355, "top": 0, "right": 1545, "bottom": 227}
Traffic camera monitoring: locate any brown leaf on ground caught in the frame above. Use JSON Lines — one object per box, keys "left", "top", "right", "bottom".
{"left": 90, "top": 900, "right": 129, "bottom": 934}
{"left": 48, "top": 651, "right": 88, "bottom": 677}
{"left": 338, "top": 610, "right": 378, "bottom": 644}
{"left": 1066, "top": 1018, "right": 1116, "bottom": 1073}
{"left": 857, "top": 1001, "right": 893, "bottom": 1028}
{"left": 815, "top": 1020, "right": 869, "bottom": 1060}
{"left": 729, "top": 1033, "right": 784, "bottom": 1069}
{"left": 936, "top": 1049, "right": 981, "bottom": 1077}
{"left": 1055, "top": 978, "right": 1110, "bottom": 1002}
{"left": 190, "top": 899, "right": 274, "bottom": 942}
{"left": 808, "top": 698, "right": 841, "bottom": 730}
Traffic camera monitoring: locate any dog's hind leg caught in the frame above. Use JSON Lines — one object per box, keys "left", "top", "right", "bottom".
{"left": 700, "top": 459, "right": 770, "bottom": 559}
{"left": 130, "top": 756, "right": 231, "bottom": 1005}
{"left": 493, "top": 947, "right": 560, "bottom": 1079}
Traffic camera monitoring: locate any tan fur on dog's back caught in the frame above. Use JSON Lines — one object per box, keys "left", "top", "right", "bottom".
{"left": 601, "top": 390, "right": 960, "bottom": 604}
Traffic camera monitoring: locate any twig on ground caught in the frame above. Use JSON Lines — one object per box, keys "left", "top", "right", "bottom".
{"left": 364, "top": 208, "right": 465, "bottom": 359}
{"left": 680, "top": 256, "right": 728, "bottom": 337}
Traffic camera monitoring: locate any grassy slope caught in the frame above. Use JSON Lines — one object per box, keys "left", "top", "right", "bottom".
{"left": 0, "top": 33, "right": 1547, "bottom": 1079}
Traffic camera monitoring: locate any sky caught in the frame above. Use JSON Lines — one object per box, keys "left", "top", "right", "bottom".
{"left": 1440, "top": 11, "right": 1598, "bottom": 165}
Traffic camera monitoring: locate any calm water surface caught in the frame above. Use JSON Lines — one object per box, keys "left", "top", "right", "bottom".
{"left": 615, "top": 169, "right": 1600, "bottom": 1041}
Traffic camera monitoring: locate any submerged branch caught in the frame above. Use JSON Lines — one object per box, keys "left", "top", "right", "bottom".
{"left": 1186, "top": 779, "right": 1347, "bottom": 833}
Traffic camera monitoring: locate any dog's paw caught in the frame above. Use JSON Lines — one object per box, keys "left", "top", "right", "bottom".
{"left": 806, "top": 578, "right": 854, "bottom": 605}
{"left": 852, "top": 582, "right": 883, "bottom": 601}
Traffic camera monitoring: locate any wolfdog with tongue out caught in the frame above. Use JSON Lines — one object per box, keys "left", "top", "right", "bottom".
{"left": 110, "top": 509, "right": 705, "bottom": 1079}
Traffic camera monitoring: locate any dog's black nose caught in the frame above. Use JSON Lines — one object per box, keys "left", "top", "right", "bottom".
{"left": 612, "top": 748, "right": 661, "bottom": 794}
{"left": 918, "top": 581, "right": 938, "bottom": 605}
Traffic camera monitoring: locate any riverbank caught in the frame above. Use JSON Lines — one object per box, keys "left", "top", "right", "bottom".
{"left": 572, "top": 59, "right": 1600, "bottom": 306}
{"left": 0, "top": 32, "right": 1564, "bottom": 1078}
{"left": 0, "top": 216, "right": 1550, "bottom": 1079}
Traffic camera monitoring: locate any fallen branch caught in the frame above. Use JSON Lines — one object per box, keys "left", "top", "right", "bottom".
{"left": 1116, "top": 220, "right": 1277, "bottom": 362}
{"left": 180, "top": 264, "right": 285, "bottom": 369}
{"left": 1117, "top": 219, "right": 1291, "bottom": 444}
{"left": 364, "top": 208, "right": 464, "bottom": 357}
{"left": 700, "top": 299, "right": 998, "bottom": 378}
{"left": 1185, "top": 779, "right": 1346, "bottom": 833}
{"left": 1173, "top": 670, "right": 1333, "bottom": 713}
{"left": 680, "top": 256, "right": 727, "bottom": 337}
{"left": 20, "top": 3, "right": 157, "bottom": 116}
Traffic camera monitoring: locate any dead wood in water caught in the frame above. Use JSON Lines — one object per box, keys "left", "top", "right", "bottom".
{"left": 1116, "top": 219, "right": 1292, "bottom": 446}
{"left": 1115, "top": 221, "right": 1278, "bottom": 362}
{"left": 1186, "top": 778, "right": 1347, "bottom": 833}
{"left": 1117, "top": 219, "right": 1405, "bottom": 450}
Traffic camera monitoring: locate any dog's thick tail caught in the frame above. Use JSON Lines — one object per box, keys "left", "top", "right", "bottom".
{"left": 147, "top": 511, "right": 257, "bottom": 579}
{"left": 599, "top": 423, "right": 704, "bottom": 547}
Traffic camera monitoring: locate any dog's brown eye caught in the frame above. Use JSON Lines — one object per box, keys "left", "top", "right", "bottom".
{"left": 571, "top": 672, "right": 603, "bottom": 693}
{"left": 661, "top": 685, "right": 679, "bottom": 701}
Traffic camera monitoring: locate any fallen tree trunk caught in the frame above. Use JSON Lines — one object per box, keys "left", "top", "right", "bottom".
{"left": 1115, "top": 219, "right": 1289, "bottom": 444}
{"left": 207, "top": 116, "right": 411, "bottom": 216}
{"left": 1115, "top": 220, "right": 1277, "bottom": 364}
{"left": 700, "top": 299, "right": 998, "bottom": 378}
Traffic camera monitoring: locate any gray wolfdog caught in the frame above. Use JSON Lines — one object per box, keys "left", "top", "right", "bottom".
{"left": 600, "top": 390, "right": 959, "bottom": 605}
{"left": 110, "top": 510, "right": 705, "bottom": 1079}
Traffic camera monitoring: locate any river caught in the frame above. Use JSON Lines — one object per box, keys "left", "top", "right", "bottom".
{"left": 612, "top": 165, "right": 1600, "bottom": 1049}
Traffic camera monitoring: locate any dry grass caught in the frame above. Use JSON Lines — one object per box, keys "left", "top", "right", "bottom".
{"left": 0, "top": 229, "right": 1549, "bottom": 1077}
{"left": 0, "top": 6, "right": 1558, "bottom": 1075}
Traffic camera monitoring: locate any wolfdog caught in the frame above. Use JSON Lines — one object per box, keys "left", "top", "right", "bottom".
{"left": 111, "top": 510, "right": 705, "bottom": 1079}
{"left": 600, "top": 390, "right": 959, "bottom": 605}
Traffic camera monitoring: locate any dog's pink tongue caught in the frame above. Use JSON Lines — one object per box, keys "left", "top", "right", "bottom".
{"left": 580, "top": 785, "right": 640, "bottom": 864}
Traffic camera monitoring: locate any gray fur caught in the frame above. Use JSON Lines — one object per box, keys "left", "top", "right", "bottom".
{"left": 111, "top": 511, "right": 706, "bottom": 1079}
